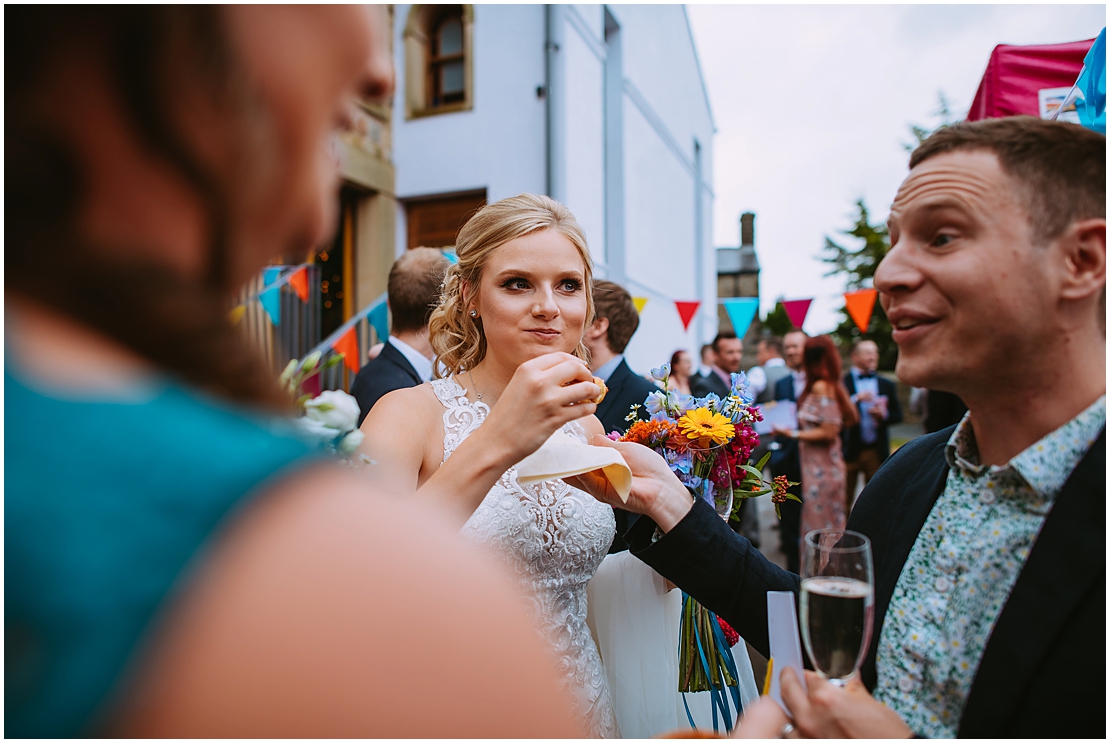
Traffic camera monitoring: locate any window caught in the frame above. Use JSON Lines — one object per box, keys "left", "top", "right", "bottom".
{"left": 404, "top": 5, "right": 474, "bottom": 118}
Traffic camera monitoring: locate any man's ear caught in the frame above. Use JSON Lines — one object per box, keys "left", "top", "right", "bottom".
{"left": 1058, "top": 218, "right": 1106, "bottom": 302}
{"left": 585, "top": 317, "right": 609, "bottom": 341}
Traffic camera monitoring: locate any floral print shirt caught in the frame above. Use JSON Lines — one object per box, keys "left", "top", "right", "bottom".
{"left": 874, "top": 396, "right": 1105, "bottom": 738}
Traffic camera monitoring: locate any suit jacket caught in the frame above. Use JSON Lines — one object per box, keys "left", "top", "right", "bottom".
{"left": 768, "top": 374, "right": 801, "bottom": 476}
{"left": 842, "top": 372, "right": 903, "bottom": 462}
{"left": 349, "top": 341, "right": 422, "bottom": 426}
{"left": 627, "top": 427, "right": 1106, "bottom": 738}
{"left": 690, "top": 368, "right": 731, "bottom": 399}
{"left": 594, "top": 358, "right": 655, "bottom": 553}
{"left": 594, "top": 358, "right": 655, "bottom": 437}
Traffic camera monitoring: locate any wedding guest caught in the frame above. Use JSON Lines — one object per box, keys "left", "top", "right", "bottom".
{"left": 583, "top": 279, "right": 656, "bottom": 554}
{"left": 842, "top": 339, "right": 902, "bottom": 505}
{"left": 696, "top": 343, "right": 716, "bottom": 380}
{"left": 5, "top": 6, "right": 582, "bottom": 737}
{"left": 773, "top": 335, "right": 859, "bottom": 535}
{"left": 769, "top": 329, "right": 808, "bottom": 572}
{"left": 665, "top": 349, "right": 694, "bottom": 395}
{"left": 350, "top": 247, "right": 450, "bottom": 425}
{"left": 579, "top": 116, "right": 1106, "bottom": 738}
{"left": 690, "top": 331, "right": 742, "bottom": 398}
{"left": 747, "top": 336, "right": 790, "bottom": 403}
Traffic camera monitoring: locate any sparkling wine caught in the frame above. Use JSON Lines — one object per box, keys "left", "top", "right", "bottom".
{"left": 800, "top": 576, "right": 874, "bottom": 682}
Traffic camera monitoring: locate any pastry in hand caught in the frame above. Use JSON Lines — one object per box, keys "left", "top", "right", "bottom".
{"left": 587, "top": 376, "right": 607, "bottom": 405}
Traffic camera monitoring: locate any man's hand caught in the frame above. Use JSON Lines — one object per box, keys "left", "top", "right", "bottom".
{"left": 730, "top": 696, "right": 789, "bottom": 738}
{"left": 779, "top": 668, "right": 912, "bottom": 739}
{"left": 564, "top": 435, "right": 694, "bottom": 533}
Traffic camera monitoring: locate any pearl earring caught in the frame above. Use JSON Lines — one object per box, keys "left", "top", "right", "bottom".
{"left": 469, "top": 309, "right": 478, "bottom": 318}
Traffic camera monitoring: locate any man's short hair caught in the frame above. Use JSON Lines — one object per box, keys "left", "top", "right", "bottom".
{"left": 850, "top": 339, "right": 877, "bottom": 355}
{"left": 389, "top": 247, "right": 451, "bottom": 333}
{"left": 712, "top": 331, "right": 738, "bottom": 353}
{"left": 910, "top": 117, "right": 1105, "bottom": 246}
{"left": 592, "top": 280, "right": 640, "bottom": 353}
{"left": 759, "top": 336, "right": 783, "bottom": 356}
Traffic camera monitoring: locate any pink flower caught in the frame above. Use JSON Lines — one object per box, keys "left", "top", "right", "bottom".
{"left": 606, "top": 431, "right": 622, "bottom": 441}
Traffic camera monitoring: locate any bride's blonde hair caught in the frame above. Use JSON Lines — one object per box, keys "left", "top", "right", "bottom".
{"left": 429, "top": 193, "right": 595, "bottom": 378}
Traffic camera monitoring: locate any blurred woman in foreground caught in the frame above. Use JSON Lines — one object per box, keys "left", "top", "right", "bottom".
{"left": 5, "top": 6, "right": 579, "bottom": 737}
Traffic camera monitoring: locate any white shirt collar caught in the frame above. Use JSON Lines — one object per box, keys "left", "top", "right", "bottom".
{"left": 764, "top": 357, "right": 786, "bottom": 368}
{"left": 594, "top": 354, "right": 624, "bottom": 383}
{"left": 388, "top": 336, "right": 434, "bottom": 383}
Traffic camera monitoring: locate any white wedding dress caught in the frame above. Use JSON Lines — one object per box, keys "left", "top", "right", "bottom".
{"left": 432, "top": 377, "right": 760, "bottom": 738}
{"left": 433, "top": 377, "right": 620, "bottom": 738}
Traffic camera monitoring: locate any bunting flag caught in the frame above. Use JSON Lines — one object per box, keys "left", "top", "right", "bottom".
{"left": 287, "top": 266, "right": 309, "bottom": 303}
{"left": 844, "top": 288, "right": 879, "bottom": 333}
{"left": 721, "top": 298, "right": 760, "bottom": 338}
{"left": 228, "top": 305, "right": 246, "bottom": 325}
{"left": 781, "top": 299, "right": 812, "bottom": 330}
{"left": 262, "top": 266, "right": 283, "bottom": 287}
{"left": 259, "top": 286, "right": 281, "bottom": 325}
{"left": 332, "top": 326, "right": 361, "bottom": 374}
{"left": 368, "top": 301, "right": 390, "bottom": 342}
{"left": 674, "top": 300, "right": 700, "bottom": 331}
{"left": 632, "top": 296, "right": 649, "bottom": 314}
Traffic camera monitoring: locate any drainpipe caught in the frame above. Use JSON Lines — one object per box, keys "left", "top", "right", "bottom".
{"left": 544, "top": 4, "right": 564, "bottom": 201}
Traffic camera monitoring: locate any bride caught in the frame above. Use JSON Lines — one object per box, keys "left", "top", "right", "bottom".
{"left": 360, "top": 194, "right": 619, "bottom": 736}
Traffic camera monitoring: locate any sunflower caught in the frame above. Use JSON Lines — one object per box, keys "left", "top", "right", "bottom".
{"left": 677, "top": 407, "right": 735, "bottom": 448}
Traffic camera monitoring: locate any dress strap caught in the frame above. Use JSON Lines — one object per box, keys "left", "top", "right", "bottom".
{"left": 431, "top": 377, "right": 490, "bottom": 462}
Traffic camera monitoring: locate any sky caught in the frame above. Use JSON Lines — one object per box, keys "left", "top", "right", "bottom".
{"left": 686, "top": 3, "right": 1106, "bottom": 333}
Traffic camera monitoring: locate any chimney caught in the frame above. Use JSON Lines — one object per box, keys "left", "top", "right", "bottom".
{"left": 740, "top": 212, "right": 755, "bottom": 248}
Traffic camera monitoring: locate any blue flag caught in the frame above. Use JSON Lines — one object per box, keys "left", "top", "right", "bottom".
{"left": 368, "top": 301, "right": 390, "bottom": 342}
{"left": 1077, "top": 28, "right": 1106, "bottom": 134}
{"left": 259, "top": 286, "right": 281, "bottom": 326}
{"left": 721, "top": 298, "right": 760, "bottom": 338}
{"left": 262, "top": 266, "right": 283, "bottom": 288}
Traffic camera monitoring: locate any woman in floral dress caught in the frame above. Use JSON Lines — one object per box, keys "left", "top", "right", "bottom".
{"left": 775, "top": 335, "right": 859, "bottom": 537}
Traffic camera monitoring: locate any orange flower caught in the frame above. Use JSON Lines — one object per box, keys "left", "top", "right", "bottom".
{"left": 677, "top": 408, "right": 735, "bottom": 448}
{"left": 621, "top": 419, "right": 676, "bottom": 446}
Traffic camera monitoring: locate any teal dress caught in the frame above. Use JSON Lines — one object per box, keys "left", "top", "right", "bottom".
{"left": 5, "top": 360, "right": 318, "bottom": 737}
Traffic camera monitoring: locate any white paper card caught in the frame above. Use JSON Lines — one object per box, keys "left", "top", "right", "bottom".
{"left": 753, "top": 400, "right": 797, "bottom": 436}
{"left": 767, "top": 590, "right": 807, "bottom": 713}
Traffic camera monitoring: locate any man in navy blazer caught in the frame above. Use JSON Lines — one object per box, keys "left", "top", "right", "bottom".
{"left": 842, "top": 339, "right": 903, "bottom": 504}
{"left": 768, "top": 329, "right": 807, "bottom": 572}
{"left": 576, "top": 118, "right": 1105, "bottom": 737}
{"left": 350, "top": 248, "right": 449, "bottom": 425}
{"left": 583, "top": 280, "right": 656, "bottom": 553}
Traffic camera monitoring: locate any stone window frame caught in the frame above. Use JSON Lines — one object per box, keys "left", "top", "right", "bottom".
{"left": 404, "top": 4, "right": 474, "bottom": 119}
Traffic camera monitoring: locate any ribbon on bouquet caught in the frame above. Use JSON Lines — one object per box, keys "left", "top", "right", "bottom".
{"left": 680, "top": 593, "right": 743, "bottom": 734}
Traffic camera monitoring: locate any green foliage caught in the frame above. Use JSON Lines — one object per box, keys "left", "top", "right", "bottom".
{"left": 902, "top": 91, "right": 957, "bottom": 152}
{"left": 821, "top": 199, "right": 899, "bottom": 370}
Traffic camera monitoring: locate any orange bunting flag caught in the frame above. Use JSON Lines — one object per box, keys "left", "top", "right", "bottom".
{"left": 288, "top": 266, "right": 310, "bottom": 303}
{"left": 674, "top": 300, "right": 700, "bottom": 331}
{"left": 632, "top": 296, "right": 649, "bottom": 314}
{"left": 228, "top": 305, "right": 246, "bottom": 325}
{"left": 844, "top": 288, "right": 878, "bottom": 333}
{"left": 332, "top": 326, "right": 360, "bottom": 374}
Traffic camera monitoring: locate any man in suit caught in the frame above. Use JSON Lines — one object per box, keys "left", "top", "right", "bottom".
{"left": 689, "top": 332, "right": 741, "bottom": 399}
{"left": 842, "top": 339, "right": 903, "bottom": 506}
{"left": 747, "top": 336, "right": 790, "bottom": 404}
{"left": 350, "top": 248, "right": 449, "bottom": 425}
{"left": 768, "top": 329, "right": 807, "bottom": 572}
{"left": 583, "top": 280, "right": 657, "bottom": 553}
{"left": 579, "top": 117, "right": 1105, "bottom": 736}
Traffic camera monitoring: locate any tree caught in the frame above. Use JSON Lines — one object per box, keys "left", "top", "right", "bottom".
{"left": 821, "top": 199, "right": 898, "bottom": 370}
{"left": 760, "top": 302, "right": 795, "bottom": 337}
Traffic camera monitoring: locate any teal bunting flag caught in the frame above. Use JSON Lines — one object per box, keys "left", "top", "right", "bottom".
{"left": 262, "top": 266, "right": 283, "bottom": 287}
{"left": 368, "top": 301, "right": 390, "bottom": 341}
{"left": 259, "top": 286, "right": 281, "bottom": 325}
{"left": 1077, "top": 28, "right": 1106, "bottom": 134}
{"left": 722, "top": 298, "right": 760, "bottom": 338}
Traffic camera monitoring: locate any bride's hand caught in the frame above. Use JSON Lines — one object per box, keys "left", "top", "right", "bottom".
{"left": 564, "top": 435, "right": 694, "bottom": 533}
{"left": 482, "top": 352, "right": 600, "bottom": 465}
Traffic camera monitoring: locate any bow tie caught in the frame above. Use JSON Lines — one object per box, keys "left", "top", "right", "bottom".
{"left": 858, "top": 371, "right": 877, "bottom": 379}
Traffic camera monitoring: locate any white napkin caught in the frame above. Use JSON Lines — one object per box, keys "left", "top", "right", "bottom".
{"left": 515, "top": 429, "right": 632, "bottom": 502}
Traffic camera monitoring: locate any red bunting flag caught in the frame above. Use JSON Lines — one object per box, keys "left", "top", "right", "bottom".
{"left": 287, "top": 266, "right": 310, "bottom": 303}
{"left": 844, "top": 288, "right": 878, "bottom": 333}
{"left": 332, "top": 326, "right": 360, "bottom": 374}
{"left": 674, "top": 301, "right": 700, "bottom": 331}
{"left": 781, "top": 299, "right": 812, "bottom": 330}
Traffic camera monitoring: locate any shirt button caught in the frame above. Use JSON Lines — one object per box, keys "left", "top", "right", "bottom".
{"left": 898, "top": 676, "right": 915, "bottom": 693}
{"left": 980, "top": 490, "right": 996, "bottom": 505}
{"left": 935, "top": 576, "right": 951, "bottom": 592}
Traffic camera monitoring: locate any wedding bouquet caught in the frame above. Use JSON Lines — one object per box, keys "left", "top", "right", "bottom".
{"left": 280, "top": 351, "right": 366, "bottom": 457}
{"left": 618, "top": 363, "right": 799, "bottom": 733}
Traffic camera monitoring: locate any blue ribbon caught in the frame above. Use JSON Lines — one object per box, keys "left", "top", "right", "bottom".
{"left": 680, "top": 593, "right": 743, "bottom": 733}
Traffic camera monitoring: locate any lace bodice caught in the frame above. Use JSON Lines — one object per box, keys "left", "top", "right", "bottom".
{"left": 432, "top": 377, "right": 618, "bottom": 738}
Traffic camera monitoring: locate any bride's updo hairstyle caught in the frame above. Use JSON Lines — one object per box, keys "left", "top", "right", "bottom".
{"left": 429, "top": 193, "right": 595, "bottom": 378}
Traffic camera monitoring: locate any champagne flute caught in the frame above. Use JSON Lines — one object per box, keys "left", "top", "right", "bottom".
{"left": 799, "top": 529, "right": 874, "bottom": 686}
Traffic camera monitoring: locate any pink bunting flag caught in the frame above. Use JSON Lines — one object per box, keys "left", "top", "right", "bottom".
{"left": 781, "top": 299, "right": 813, "bottom": 330}
{"left": 675, "top": 301, "right": 700, "bottom": 331}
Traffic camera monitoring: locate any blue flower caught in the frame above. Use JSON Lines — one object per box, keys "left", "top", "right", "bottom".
{"left": 673, "top": 393, "right": 697, "bottom": 415}
{"left": 730, "top": 372, "right": 755, "bottom": 404}
{"left": 644, "top": 390, "right": 668, "bottom": 416}
{"left": 699, "top": 392, "right": 722, "bottom": 412}
{"left": 649, "top": 363, "right": 671, "bottom": 382}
